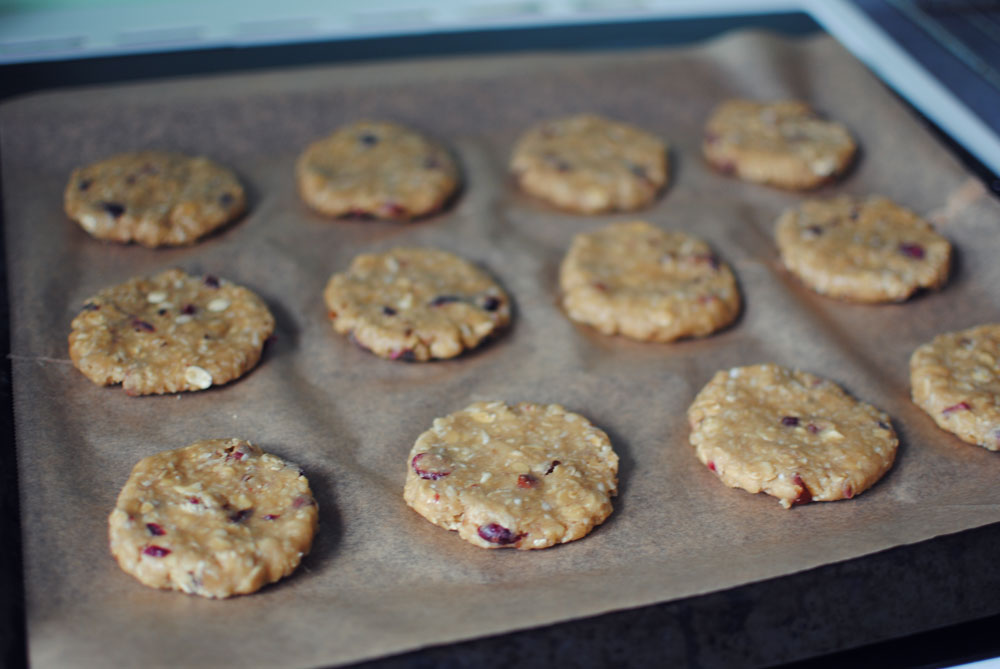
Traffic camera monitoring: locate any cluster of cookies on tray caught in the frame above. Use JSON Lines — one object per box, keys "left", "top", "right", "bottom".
{"left": 64, "top": 101, "right": 997, "bottom": 598}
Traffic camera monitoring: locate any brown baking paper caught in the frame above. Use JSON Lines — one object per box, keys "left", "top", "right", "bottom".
{"left": 4, "top": 30, "right": 1000, "bottom": 668}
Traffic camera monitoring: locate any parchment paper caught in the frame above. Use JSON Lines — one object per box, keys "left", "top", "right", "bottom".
{"left": 3, "top": 31, "right": 1000, "bottom": 668}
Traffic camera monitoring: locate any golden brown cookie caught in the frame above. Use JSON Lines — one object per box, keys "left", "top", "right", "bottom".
{"left": 324, "top": 247, "right": 510, "bottom": 361}
{"left": 108, "top": 438, "right": 318, "bottom": 598}
{"left": 688, "top": 364, "right": 898, "bottom": 509}
{"left": 775, "top": 195, "right": 951, "bottom": 303}
{"left": 296, "top": 120, "right": 460, "bottom": 220}
{"left": 559, "top": 221, "right": 740, "bottom": 342}
{"left": 910, "top": 324, "right": 1000, "bottom": 451}
{"left": 69, "top": 268, "right": 275, "bottom": 395}
{"left": 702, "top": 100, "right": 856, "bottom": 190}
{"left": 403, "top": 401, "right": 618, "bottom": 549}
{"left": 64, "top": 150, "right": 246, "bottom": 247}
{"left": 510, "top": 114, "right": 669, "bottom": 214}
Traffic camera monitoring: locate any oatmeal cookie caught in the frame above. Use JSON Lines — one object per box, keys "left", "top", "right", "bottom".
{"left": 910, "top": 324, "right": 1000, "bottom": 450}
{"left": 108, "top": 438, "right": 318, "bottom": 598}
{"left": 688, "top": 364, "right": 898, "bottom": 508}
{"left": 702, "top": 99, "right": 856, "bottom": 190}
{"left": 775, "top": 195, "right": 951, "bottom": 302}
{"left": 510, "top": 114, "right": 668, "bottom": 214}
{"left": 403, "top": 401, "right": 618, "bottom": 549}
{"left": 296, "top": 120, "right": 460, "bottom": 220}
{"left": 559, "top": 221, "right": 740, "bottom": 341}
{"left": 64, "top": 150, "right": 246, "bottom": 247}
{"left": 69, "top": 268, "right": 275, "bottom": 395}
{"left": 324, "top": 247, "right": 510, "bottom": 361}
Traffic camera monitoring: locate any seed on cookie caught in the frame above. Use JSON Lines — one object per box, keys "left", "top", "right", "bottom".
{"left": 775, "top": 195, "right": 951, "bottom": 303}
{"left": 63, "top": 150, "right": 246, "bottom": 247}
{"left": 702, "top": 100, "right": 857, "bottom": 190}
{"left": 324, "top": 247, "right": 510, "bottom": 361}
{"left": 688, "top": 364, "right": 898, "bottom": 508}
{"left": 69, "top": 268, "right": 275, "bottom": 395}
{"left": 108, "top": 438, "right": 318, "bottom": 598}
{"left": 403, "top": 401, "right": 619, "bottom": 549}
{"left": 910, "top": 324, "right": 1000, "bottom": 450}
{"left": 295, "top": 120, "right": 460, "bottom": 220}
{"left": 559, "top": 221, "right": 740, "bottom": 342}
{"left": 510, "top": 114, "right": 669, "bottom": 214}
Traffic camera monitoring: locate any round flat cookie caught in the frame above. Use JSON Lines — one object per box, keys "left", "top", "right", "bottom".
{"left": 776, "top": 195, "right": 951, "bottom": 303}
{"left": 296, "top": 120, "right": 460, "bottom": 220}
{"left": 702, "top": 100, "right": 857, "bottom": 190}
{"left": 559, "top": 221, "right": 740, "bottom": 342}
{"left": 324, "top": 247, "right": 510, "bottom": 361}
{"left": 510, "top": 114, "right": 669, "bottom": 214}
{"left": 64, "top": 151, "right": 246, "bottom": 247}
{"left": 109, "top": 438, "right": 318, "bottom": 598}
{"left": 688, "top": 364, "right": 898, "bottom": 508}
{"left": 910, "top": 324, "right": 1000, "bottom": 451}
{"left": 69, "top": 268, "right": 275, "bottom": 395}
{"left": 403, "top": 401, "right": 618, "bottom": 549}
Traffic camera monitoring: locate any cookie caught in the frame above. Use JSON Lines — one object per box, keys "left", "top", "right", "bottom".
{"left": 510, "top": 114, "right": 669, "bottom": 214}
{"left": 559, "top": 221, "right": 740, "bottom": 342}
{"left": 296, "top": 120, "right": 460, "bottom": 220}
{"left": 910, "top": 324, "right": 1000, "bottom": 450}
{"left": 702, "top": 100, "right": 857, "bottom": 190}
{"left": 776, "top": 195, "right": 951, "bottom": 303}
{"left": 108, "top": 438, "right": 318, "bottom": 598}
{"left": 324, "top": 247, "right": 510, "bottom": 361}
{"left": 69, "top": 268, "right": 275, "bottom": 395}
{"left": 688, "top": 364, "right": 898, "bottom": 508}
{"left": 403, "top": 401, "right": 618, "bottom": 549}
{"left": 64, "top": 151, "right": 246, "bottom": 247}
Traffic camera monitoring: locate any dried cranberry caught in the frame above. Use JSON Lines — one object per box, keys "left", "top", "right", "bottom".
{"left": 704, "top": 131, "right": 719, "bottom": 144}
{"left": 843, "top": 482, "right": 855, "bottom": 499}
{"left": 430, "top": 295, "right": 463, "bottom": 306}
{"left": 593, "top": 282, "right": 608, "bottom": 292}
{"left": 544, "top": 460, "right": 561, "bottom": 475}
{"left": 694, "top": 254, "right": 720, "bottom": 270}
{"left": 203, "top": 275, "right": 220, "bottom": 288}
{"left": 716, "top": 160, "right": 737, "bottom": 175}
{"left": 359, "top": 133, "right": 379, "bottom": 146}
{"left": 143, "top": 545, "right": 171, "bottom": 558}
{"left": 899, "top": 243, "right": 925, "bottom": 259}
{"left": 382, "top": 306, "right": 398, "bottom": 316}
{"left": 188, "top": 496, "right": 202, "bottom": 505}
{"left": 943, "top": 401, "right": 971, "bottom": 415}
{"left": 517, "top": 474, "right": 537, "bottom": 488}
{"left": 806, "top": 423, "right": 820, "bottom": 434}
{"left": 707, "top": 461, "right": 716, "bottom": 472}
{"left": 263, "top": 514, "right": 280, "bottom": 520}
{"left": 477, "top": 523, "right": 522, "bottom": 545}
{"left": 381, "top": 202, "right": 406, "bottom": 217}
{"left": 806, "top": 225, "right": 824, "bottom": 237}
{"left": 229, "top": 508, "right": 253, "bottom": 523}
{"left": 157, "top": 308, "right": 168, "bottom": 316}
{"left": 792, "top": 474, "right": 812, "bottom": 505}
{"left": 132, "top": 319, "right": 155, "bottom": 333}
{"left": 781, "top": 416, "right": 800, "bottom": 427}
{"left": 390, "top": 349, "right": 417, "bottom": 362}
{"left": 101, "top": 202, "right": 125, "bottom": 218}
{"left": 82, "top": 302, "right": 99, "bottom": 312}
{"left": 146, "top": 523, "right": 166, "bottom": 536}
{"left": 481, "top": 296, "right": 501, "bottom": 311}
{"left": 412, "top": 453, "right": 450, "bottom": 480}
{"left": 292, "top": 495, "right": 315, "bottom": 509}
{"left": 181, "top": 303, "right": 197, "bottom": 315}
{"left": 877, "top": 421, "right": 890, "bottom": 430}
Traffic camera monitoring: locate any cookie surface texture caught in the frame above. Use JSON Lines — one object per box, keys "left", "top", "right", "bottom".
{"left": 688, "top": 364, "right": 898, "bottom": 508}
{"left": 296, "top": 120, "right": 460, "bottom": 220}
{"left": 702, "top": 100, "right": 856, "bottom": 190}
{"left": 910, "top": 324, "right": 1000, "bottom": 450}
{"left": 403, "top": 401, "right": 618, "bottom": 549}
{"left": 108, "top": 438, "right": 318, "bottom": 598}
{"left": 510, "top": 114, "right": 669, "bottom": 214}
{"left": 776, "top": 195, "right": 951, "bottom": 303}
{"left": 69, "top": 268, "right": 275, "bottom": 395}
{"left": 559, "top": 221, "right": 740, "bottom": 342}
{"left": 64, "top": 151, "right": 246, "bottom": 247}
{"left": 324, "top": 247, "right": 510, "bottom": 361}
